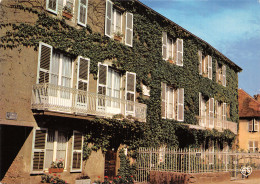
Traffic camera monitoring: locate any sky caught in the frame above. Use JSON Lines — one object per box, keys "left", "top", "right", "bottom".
{"left": 140, "top": 0, "right": 260, "bottom": 97}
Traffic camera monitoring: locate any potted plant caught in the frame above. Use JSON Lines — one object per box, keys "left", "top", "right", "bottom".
{"left": 48, "top": 159, "right": 64, "bottom": 173}
{"left": 63, "top": 5, "right": 73, "bottom": 19}
{"left": 114, "top": 31, "right": 123, "bottom": 42}
{"left": 75, "top": 175, "right": 91, "bottom": 184}
{"left": 168, "top": 56, "right": 174, "bottom": 64}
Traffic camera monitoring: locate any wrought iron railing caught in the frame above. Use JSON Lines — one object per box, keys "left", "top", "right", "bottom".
{"left": 31, "top": 83, "right": 147, "bottom": 122}
{"left": 197, "top": 116, "right": 237, "bottom": 134}
{"left": 136, "top": 147, "right": 260, "bottom": 182}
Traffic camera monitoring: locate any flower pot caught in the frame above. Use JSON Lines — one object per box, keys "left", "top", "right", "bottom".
{"left": 48, "top": 168, "right": 64, "bottom": 173}
{"left": 168, "top": 59, "right": 174, "bottom": 64}
{"left": 114, "top": 35, "right": 122, "bottom": 42}
{"left": 63, "top": 11, "right": 73, "bottom": 19}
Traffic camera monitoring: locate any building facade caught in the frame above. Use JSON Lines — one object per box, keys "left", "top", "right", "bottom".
{"left": 0, "top": 0, "right": 241, "bottom": 183}
{"left": 238, "top": 89, "right": 260, "bottom": 152}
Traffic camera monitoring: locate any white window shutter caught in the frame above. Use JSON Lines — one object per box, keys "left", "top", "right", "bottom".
{"left": 162, "top": 32, "right": 167, "bottom": 60}
{"left": 198, "top": 51, "right": 202, "bottom": 75}
{"left": 222, "top": 103, "right": 227, "bottom": 121}
{"left": 37, "top": 42, "right": 52, "bottom": 84}
{"left": 77, "top": 57, "right": 90, "bottom": 91}
{"left": 208, "top": 56, "right": 212, "bottom": 80}
{"left": 125, "top": 72, "right": 136, "bottom": 113}
{"left": 71, "top": 131, "right": 83, "bottom": 172}
{"left": 222, "top": 65, "right": 226, "bottom": 87}
{"left": 177, "top": 88, "right": 184, "bottom": 121}
{"left": 105, "top": 0, "right": 113, "bottom": 37}
{"left": 209, "top": 98, "right": 214, "bottom": 128}
{"left": 176, "top": 39, "right": 183, "bottom": 66}
{"left": 78, "top": 0, "right": 88, "bottom": 26}
{"left": 31, "top": 128, "right": 47, "bottom": 173}
{"left": 125, "top": 12, "right": 133, "bottom": 47}
{"left": 46, "top": 0, "right": 58, "bottom": 14}
{"left": 161, "top": 83, "right": 166, "bottom": 119}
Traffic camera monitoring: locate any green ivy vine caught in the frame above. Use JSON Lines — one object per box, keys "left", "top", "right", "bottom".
{"left": 0, "top": 1, "right": 238, "bottom": 159}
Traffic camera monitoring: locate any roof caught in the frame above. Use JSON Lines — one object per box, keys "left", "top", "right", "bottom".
{"left": 238, "top": 89, "right": 260, "bottom": 118}
{"left": 135, "top": 0, "right": 242, "bottom": 72}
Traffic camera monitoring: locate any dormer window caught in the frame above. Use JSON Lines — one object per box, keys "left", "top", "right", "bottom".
{"left": 105, "top": 0, "right": 133, "bottom": 47}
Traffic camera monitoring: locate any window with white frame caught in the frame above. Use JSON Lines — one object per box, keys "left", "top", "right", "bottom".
{"left": 37, "top": 42, "right": 73, "bottom": 100}
{"left": 199, "top": 93, "right": 207, "bottom": 127}
{"left": 46, "top": 0, "right": 88, "bottom": 27}
{"left": 249, "top": 141, "right": 258, "bottom": 152}
{"left": 198, "top": 51, "right": 212, "bottom": 79}
{"left": 97, "top": 64, "right": 136, "bottom": 114}
{"left": 216, "top": 62, "right": 226, "bottom": 86}
{"left": 105, "top": 0, "right": 133, "bottom": 47}
{"left": 162, "top": 32, "right": 183, "bottom": 66}
{"left": 161, "top": 83, "right": 184, "bottom": 121}
{"left": 199, "top": 93, "right": 214, "bottom": 128}
{"left": 71, "top": 131, "right": 83, "bottom": 172}
{"left": 46, "top": 0, "right": 58, "bottom": 14}
{"left": 78, "top": 0, "right": 88, "bottom": 26}
{"left": 31, "top": 129, "right": 73, "bottom": 173}
{"left": 249, "top": 119, "right": 259, "bottom": 132}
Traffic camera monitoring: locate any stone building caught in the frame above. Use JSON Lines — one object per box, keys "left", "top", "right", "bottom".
{"left": 0, "top": 0, "right": 241, "bottom": 183}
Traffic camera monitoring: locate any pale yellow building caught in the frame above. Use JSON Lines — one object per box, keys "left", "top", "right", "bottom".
{"left": 238, "top": 89, "right": 260, "bottom": 152}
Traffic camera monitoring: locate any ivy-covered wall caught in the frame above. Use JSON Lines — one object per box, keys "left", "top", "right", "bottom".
{"left": 0, "top": 0, "right": 239, "bottom": 154}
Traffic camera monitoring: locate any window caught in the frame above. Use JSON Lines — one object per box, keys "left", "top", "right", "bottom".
{"left": 97, "top": 64, "right": 136, "bottom": 115}
{"left": 76, "top": 56, "right": 90, "bottom": 109}
{"left": 249, "top": 141, "right": 258, "bottom": 152}
{"left": 198, "top": 51, "right": 212, "bottom": 79}
{"left": 37, "top": 42, "right": 73, "bottom": 89}
{"left": 126, "top": 72, "right": 136, "bottom": 114}
{"left": 198, "top": 93, "right": 214, "bottom": 128}
{"left": 78, "top": 0, "right": 88, "bottom": 27}
{"left": 31, "top": 129, "right": 72, "bottom": 173}
{"left": 249, "top": 119, "right": 259, "bottom": 132}
{"left": 105, "top": 0, "right": 133, "bottom": 47}
{"left": 161, "top": 83, "right": 184, "bottom": 121}
{"left": 46, "top": 0, "right": 58, "bottom": 14}
{"left": 71, "top": 131, "right": 83, "bottom": 172}
{"left": 216, "top": 62, "right": 226, "bottom": 86}
{"left": 162, "top": 32, "right": 183, "bottom": 66}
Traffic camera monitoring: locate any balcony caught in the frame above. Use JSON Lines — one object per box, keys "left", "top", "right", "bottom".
{"left": 31, "top": 83, "right": 147, "bottom": 122}
{"left": 196, "top": 116, "right": 237, "bottom": 134}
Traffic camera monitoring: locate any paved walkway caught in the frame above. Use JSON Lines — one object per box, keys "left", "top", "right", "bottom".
{"left": 216, "top": 178, "right": 260, "bottom": 184}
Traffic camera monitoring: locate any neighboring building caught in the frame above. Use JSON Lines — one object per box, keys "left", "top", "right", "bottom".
{"left": 0, "top": 0, "right": 241, "bottom": 183}
{"left": 238, "top": 89, "right": 260, "bottom": 152}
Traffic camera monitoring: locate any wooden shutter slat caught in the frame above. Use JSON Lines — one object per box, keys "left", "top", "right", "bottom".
{"left": 126, "top": 73, "right": 135, "bottom": 92}
{"left": 222, "top": 65, "right": 226, "bottom": 86}
{"left": 79, "top": 58, "right": 89, "bottom": 80}
{"left": 176, "top": 39, "right": 183, "bottom": 66}
{"left": 38, "top": 43, "right": 52, "bottom": 84}
{"left": 73, "top": 133, "right": 83, "bottom": 150}
{"left": 161, "top": 83, "right": 166, "bottom": 118}
{"left": 249, "top": 120, "right": 253, "bottom": 131}
{"left": 99, "top": 64, "right": 107, "bottom": 85}
{"left": 208, "top": 56, "right": 212, "bottom": 79}
{"left": 162, "top": 32, "right": 167, "bottom": 60}
{"left": 177, "top": 88, "right": 184, "bottom": 121}
{"left": 125, "top": 12, "right": 133, "bottom": 46}
{"left": 198, "top": 51, "right": 202, "bottom": 75}
{"left": 105, "top": 0, "right": 113, "bottom": 37}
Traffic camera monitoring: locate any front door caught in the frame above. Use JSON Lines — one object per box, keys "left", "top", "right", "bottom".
{"left": 105, "top": 150, "right": 117, "bottom": 179}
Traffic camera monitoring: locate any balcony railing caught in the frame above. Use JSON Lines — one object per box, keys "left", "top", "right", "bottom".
{"left": 31, "top": 83, "right": 147, "bottom": 122}
{"left": 196, "top": 116, "right": 237, "bottom": 134}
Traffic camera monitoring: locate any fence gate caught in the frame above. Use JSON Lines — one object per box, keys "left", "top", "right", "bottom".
{"left": 135, "top": 147, "right": 260, "bottom": 183}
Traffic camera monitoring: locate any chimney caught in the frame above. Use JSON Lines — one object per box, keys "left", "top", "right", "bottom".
{"left": 255, "top": 94, "right": 260, "bottom": 103}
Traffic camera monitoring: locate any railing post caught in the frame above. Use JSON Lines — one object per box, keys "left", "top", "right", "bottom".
{"left": 188, "top": 146, "right": 191, "bottom": 173}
